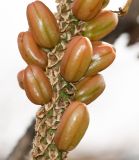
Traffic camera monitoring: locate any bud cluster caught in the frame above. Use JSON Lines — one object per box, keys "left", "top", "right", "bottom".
{"left": 16, "top": 0, "right": 129, "bottom": 159}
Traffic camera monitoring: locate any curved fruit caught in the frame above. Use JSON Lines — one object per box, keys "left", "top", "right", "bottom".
{"left": 86, "top": 41, "right": 116, "bottom": 76}
{"left": 72, "top": 0, "right": 104, "bottom": 21}
{"left": 27, "top": 1, "right": 60, "bottom": 48}
{"left": 23, "top": 65, "right": 53, "bottom": 105}
{"left": 60, "top": 36, "right": 93, "bottom": 82}
{"left": 75, "top": 74, "right": 105, "bottom": 104}
{"left": 102, "top": 0, "right": 110, "bottom": 8}
{"left": 17, "top": 69, "right": 25, "bottom": 89}
{"left": 18, "top": 31, "right": 48, "bottom": 69}
{"left": 54, "top": 101, "right": 89, "bottom": 151}
{"left": 83, "top": 10, "right": 118, "bottom": 41}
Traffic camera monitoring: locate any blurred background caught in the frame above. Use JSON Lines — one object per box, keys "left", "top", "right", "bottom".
{"left": 0, "top": 0, "right": 139, "bottom": 160}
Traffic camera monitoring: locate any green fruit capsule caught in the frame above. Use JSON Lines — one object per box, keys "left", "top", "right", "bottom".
{"left": 60, "top": 36, "right": 93, "bottom": 82}
{"left": 27, "top": 1, "right": 60, "bottom": 48}
{"left": 83, "top": 10, "right": 118, "bottom": 41}
{"left": 86, "top": 41, "right": 116, "bottom": 76}
{"left": 18, "top": 31, "right": 48, "bottom": 69}
{"left": 75, "top": 74, "right": 105, "bottom": 104}
{"left": 17, "top": 69, "right": 25, "bottom": 89}
{"left": 23, "top": 65, "right": 53, "bottom": 105}
{"left": 54, "top": 101, "right": 89, "bottom": 151}
{"left": 72, "top": 0, "right": 105, "bottom": 21}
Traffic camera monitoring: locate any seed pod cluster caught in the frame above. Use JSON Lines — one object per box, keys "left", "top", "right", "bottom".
{"left": 17, "top": 0, "right": 121, "bottom": 156}
{"left": 56, "top": 0, "right": 118, "bottom": 152}
{"left": 17, "top": 1, "right": 59, "bottom": 105}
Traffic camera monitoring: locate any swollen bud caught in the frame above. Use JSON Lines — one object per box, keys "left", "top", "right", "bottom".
{"left": 60, "top": 36, "right": 93, "bottom": 82}
{"left": 18, "top": 31, "right": 48, "bottom": 69}
{"left": 86, "top": 41, "right": 116, "bottom": 76}
{"left": 72, "top": 0, "right": 104, "bottom": 21}
{"left": 83, "top": 10, "right": 118, "bottom": 41}
{"left": 75, "top": 74, "right": 105, "bottom": 104}
{"left": 23, "top": 65, "right": 53, "bottom": 105}
{"left": 54, "top": 101, "right": 89, "bottom": 151}
{"left": 27, "top": 1, "right": 60, "bottom": 48}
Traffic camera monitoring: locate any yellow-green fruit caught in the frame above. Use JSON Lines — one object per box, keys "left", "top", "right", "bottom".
{"left": 27, "top": 1, "right": 60, "bottom": 48}
{"left": 54, "top": 101, "right": 89, "bottom": 151}
{"left": 83, "top": 10, "right": 118, "bottom": 41}
{"left": 86, "top": 41, "right": 116, "bottom": 76}
{"left": 72, "top": 0, "right": 105, "bottom": 21}
{"left": 75, "top": 74, "right": 105, "bottom": 104}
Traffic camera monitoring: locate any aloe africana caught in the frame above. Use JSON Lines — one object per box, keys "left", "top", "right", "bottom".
{"left": 29, "top": 1, "right": 85, "bottom": 159}
{"left": 17, "top": 0, "right": 132, "bottom": 159}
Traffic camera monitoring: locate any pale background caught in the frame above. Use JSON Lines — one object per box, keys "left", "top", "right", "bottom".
{"left": 0, "top": 0, "right": 139, "bottom": 159}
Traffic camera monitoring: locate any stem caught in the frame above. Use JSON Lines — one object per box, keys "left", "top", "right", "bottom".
{"left": 31, "top": 0, "right": 82, "bottom": 159}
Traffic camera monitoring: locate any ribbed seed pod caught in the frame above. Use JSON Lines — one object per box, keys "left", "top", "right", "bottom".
{"left": 60, "top": 36, "right": 93, "bottom": 82}
{"left": 23, "top": 65, "right": 53, "bottom": 105}
{"left": 72, "top": 0, "right": 104, "bottom": 21}
{"left": 17, "top": 69, "right": 25, "bottom": 89}
{"left": 102, "top": 0, "right": 110, "bottom": 8}
{"left": 18, "top": 31, "right": 48, "bottom": 69}
{"left": 75, "top": 74, "right": 105, "bottom": 104}
{"left": 54, "top": 101, "right": 89, "bottom": 151}
{"left": 86, "top": 41, "right": 116, "bottom": 76}
{"left": 83, "top": 10, "right": 118, "bottom": 41}
{"left": 27, "top": 1, "right": 60, "bottom": 48}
